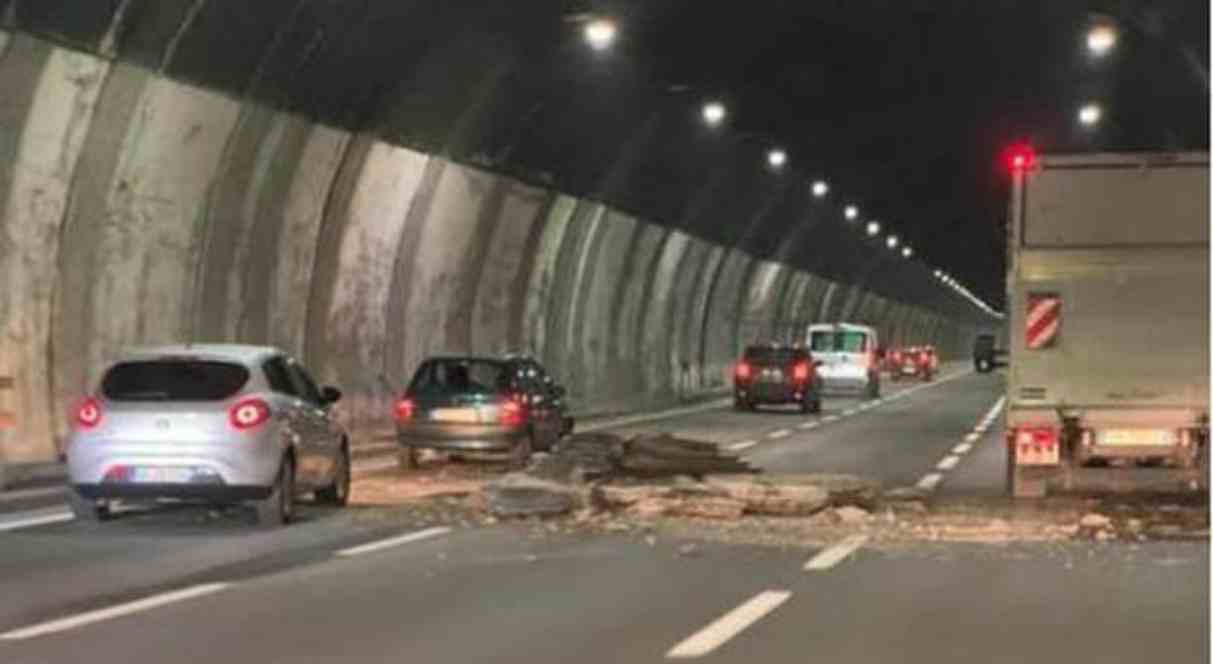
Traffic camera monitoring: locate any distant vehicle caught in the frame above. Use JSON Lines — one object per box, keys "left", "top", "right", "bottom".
{"left": 394, "top": 355, "right": 568, "bottom": 470}
{"left": 65, "top": 345, "right": 349, "bottom": 527}
{"left": 973, "top": 334, "right": 998, "bottom": 373}
{"left": 1004, "top": 150, "right": 1209, "bottom": 497}
{"left": 891, "top": 346, "right": 934, "bottom": 382}
{"left": 733, "top": 344, "right": 822, "bottom": 414}
{"left": 808, "top": 323, "right": 882, "bottom": 399}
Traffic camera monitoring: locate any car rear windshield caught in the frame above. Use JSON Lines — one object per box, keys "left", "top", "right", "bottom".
{"left": 101, "top": 360, "right": 250, "bottom": 401}
{"left": 408, "top": 359, "right": 510, "bottom": 395}
{"left": 743, "top": 347, "right": 801, "bottom": 364}
{"left": 810, "top": 331, "right": 869, "bottom": 353}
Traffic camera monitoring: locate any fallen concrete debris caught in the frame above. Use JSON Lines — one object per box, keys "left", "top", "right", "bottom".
{"left": 482, "top": 473, "right": 580, "bottom": 518}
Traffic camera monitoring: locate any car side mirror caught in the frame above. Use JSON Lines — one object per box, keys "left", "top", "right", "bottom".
{"left": 320, "top": 386, "right": 342, "bottom": 405}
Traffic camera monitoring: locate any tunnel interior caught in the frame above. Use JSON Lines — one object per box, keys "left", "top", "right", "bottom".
{"left": 0, "top": 1, "right": 997, "bottom": 463}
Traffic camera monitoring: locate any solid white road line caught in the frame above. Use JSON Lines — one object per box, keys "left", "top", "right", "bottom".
{"left": 964, "top": 432, "right": 980, "bottom": 443}
{"left": 666, "top": 590, "right": 792, "bottom": 659}
{"left": 336, "top": 526, "right": 451, "bottom": 557}
{"left": 768, "top": 429, "right": 791, "bottom": 439}
{"left": 952, "top": 443, "right": 972, "bottom": 455}
{"left": 804, "top": 534, "right": 869, "bottom": 571}
{"left": 728, "top": 440, "right": 758, "bottom": 451}
{"left": 797, "top": 421, "right": 819, "bottom": 430}
{"left": 916, "top": 473, "right": 943, "bottom": 491}
{"left": 0, "top": 508, "right": 74, "bottom": 532}
{"left": 936, "top": 455, "right": 961, "bottom": 471}
{"left": 580, "top": 398, "right": 732, "bottom": 433}
{"left": 352, "top": 456, "right": 399, "bottom": 475}
{"left": 0, "top": 486, "right": 64, "bottom": 503}
{"left": 0, "top": 583, "right": 230, "bottom": 640}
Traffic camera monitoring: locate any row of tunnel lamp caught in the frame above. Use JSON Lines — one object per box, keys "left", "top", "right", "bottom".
{"left": 578, "top": 15, "right": 1004, "bottom": 319}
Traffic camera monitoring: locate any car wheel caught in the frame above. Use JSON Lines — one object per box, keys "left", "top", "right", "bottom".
{"left": 510, "top": 431, "right": 534, "bottom": 470}
{"left": 67, "top": 489, "right": 109, "bottom": 523}
{"left": 255, "top": 455, "right": 295, "bottom": 527}
{"left": 398, "top": 446, "right": 420, "bottom": 471}
{"left": 316, "top": 445, "right": 350, "bottom": 507}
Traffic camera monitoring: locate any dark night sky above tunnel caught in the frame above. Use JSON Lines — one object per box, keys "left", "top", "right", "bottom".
{"left": 587, "top": 0, "right": 1210, "bottom": 308}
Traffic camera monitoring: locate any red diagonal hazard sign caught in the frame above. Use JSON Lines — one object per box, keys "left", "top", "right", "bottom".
{"left": 1025, "top": 293, "right": 1060, "bottom": 350}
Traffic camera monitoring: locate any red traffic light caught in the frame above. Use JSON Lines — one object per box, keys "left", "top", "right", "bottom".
{"left": 1004, "top": 144, "right": 1036, "bottom": 173}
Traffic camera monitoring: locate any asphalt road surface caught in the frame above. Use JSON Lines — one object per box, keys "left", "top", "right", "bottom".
{"left": 1, "top": 367, "right": 1207, "bottom": 663}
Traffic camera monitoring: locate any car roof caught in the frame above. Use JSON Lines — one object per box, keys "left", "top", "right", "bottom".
{"left": 120, "top": 344, "right": 284, "bottom": 366}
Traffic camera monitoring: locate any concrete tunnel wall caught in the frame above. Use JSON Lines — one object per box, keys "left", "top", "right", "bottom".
{"left": 0, "top": 25, "right": 995, "bottom": 464}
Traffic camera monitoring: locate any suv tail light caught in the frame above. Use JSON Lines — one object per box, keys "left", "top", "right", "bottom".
{"left": 229, "top": 398, "right": 270, "bottom": 431}
{"left": 501, "top": 399, "right": 526, "bottom": 427}
{"left": 393, "top": 398, "right": 415, "bottom": 423}
{"left": 735, "top": 361, "right": 752, "bottom": 381}
{"left": 791, "top": 362, "right": 810, "bottom": 382}
{"left": 75, "top": 397, "right": 103, "bottom": 429}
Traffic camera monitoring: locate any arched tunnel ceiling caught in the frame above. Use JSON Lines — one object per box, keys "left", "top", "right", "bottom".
{"left": 11, "top": 1, "right": 1201, "bottom": 312}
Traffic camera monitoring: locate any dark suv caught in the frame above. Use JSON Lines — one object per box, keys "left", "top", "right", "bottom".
{"left": 733, "top": 344, "right": 822, "bottom": 414}
{"left": 394, "top": 355, "right": 570, "bottom": 469}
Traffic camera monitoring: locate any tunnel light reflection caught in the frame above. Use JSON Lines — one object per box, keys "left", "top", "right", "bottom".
{"left": 866, "top": 221, "right": 880, "bottom": 236}
{"left": 584, "top": 19, "right": 617, "bottom": 50}
{"left": 844, "top": 205, "right": 858, "bottom": 220}
{"left": 811, "top": 180, "right": 829, "bottom": 198}
{"left": 702, "top": 101, "right": 727, "bottom": 127}
{"left": 767, "top": 148, "right": 787, "bottom": 169}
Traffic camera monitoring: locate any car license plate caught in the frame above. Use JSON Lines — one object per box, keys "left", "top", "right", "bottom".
{"left": 132, "top": 467, "right": 192, "bottom": 483}
{"left": 431, "top": 408, "right": 480, "bottom": 423}
{"left": 1100, "top": 429, "right": 1172, "bottom": 447}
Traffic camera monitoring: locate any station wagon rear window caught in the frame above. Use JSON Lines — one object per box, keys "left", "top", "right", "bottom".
{"left": 810, "top": 331, "right": 869, "bottom": 353}
{"left": 409, "top": 359, "right": 511, "bottom": 395}
{"left": 101, "top": 361, "right": 250, "bottom": 401}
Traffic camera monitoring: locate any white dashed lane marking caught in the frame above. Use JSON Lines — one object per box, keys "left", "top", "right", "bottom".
{"left": 336, "top": 527, "right": 451, "bottom": 557}
{"left": 952, "top": 443, "right": 972, "bottom": 455}
{"left": 797, "top": 421, "right": 819, "bottom": 430}
{"left": 916, "top": 473, "right": 943, "bottom": 491}
{"left": 0, "top": 583, "right": 230, "bottom": 640}
{"left": 0, "top": 509, "right": 74, "bottom": 532}
{"left": 936, "top": 455, "right": 961, "bottom": 471}
{"left": 768, "top": 429, "right": 791, "bottom": 439}
{"left": 964, "top": 432, "right": 980, "bottom": 443}
{"left": 822, "top": 415, "right": 839, "bottom": 423}
{"left": 804, "top": 535, "right": 869, "bottom": 571}
{"left": 666, "top": 590, "right": 792, "bottom": 659}
{"left": 728, "top": 440, "right": 758, "bottom": 451}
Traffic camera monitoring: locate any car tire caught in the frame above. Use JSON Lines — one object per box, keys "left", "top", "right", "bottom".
{"left": 255, "top": 456, "right": 295, "bottom": 527}
{"left": 398, "top": 446, "right": 420, "bottom": 471}
{"left": 510, "top": 431, "right": 534, "bottom": 470}
{"left": 315, "top": 444, "right": 351, "bottom": 507}
{"left": 67, "top": 489, "right": 109, "bottom": 523}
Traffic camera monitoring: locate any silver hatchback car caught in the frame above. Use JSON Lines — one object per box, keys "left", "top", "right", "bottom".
{"left": 66, "top": 344, "right": 351, "bottom": 526}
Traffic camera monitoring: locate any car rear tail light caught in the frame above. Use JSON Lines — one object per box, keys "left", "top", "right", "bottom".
{"left": 735, "top": 361, "right": 752, "bottom": 381}
{"left": 229, "top": 398, "right": 270, "bottom": 431}
{"left": 393, "top": 398, "right": 415, "bottom": 423}
{"left": 501, "top": 399, "right": 525, "bottom": 427}
{"left": 791, "top": 362, "right": 810, "bottom": 382}
{"left": 1014, "top": 427, "right": 1058, "bottom": 448}
{"left": 75, "top": 397, "right": 103, "bottom": 429}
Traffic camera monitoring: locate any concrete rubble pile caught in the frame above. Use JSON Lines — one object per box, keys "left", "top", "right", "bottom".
{"left": 482, "top": 432, "right": 880, "bottom": 520}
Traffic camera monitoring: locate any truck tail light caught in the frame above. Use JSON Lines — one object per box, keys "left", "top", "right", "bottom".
{"left": 1014, "top": 427, "right": 1058, "bottom": 448}
{"left": 500, "top": 399, "right": 525, "bottom": 427}
{"left": 393, "top": 398, "right": 415, "bottom": 423}
{"left": 75, "top": 397, "right": 103, "bottom": 430}
{"left": 229, "top": 398, "right": 270, "bottom": 431}
{"left": 735, "top": 361, "right": 752, "bottom": 381}
{"left": 791, "top": 362, "right": 810, "bottom": 382}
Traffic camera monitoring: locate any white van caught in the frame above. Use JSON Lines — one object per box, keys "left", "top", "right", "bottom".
{"left": 807, "top": 323, "right": 882, "bottom": 398}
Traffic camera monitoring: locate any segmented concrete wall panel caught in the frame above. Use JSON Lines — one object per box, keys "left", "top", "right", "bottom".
{"left": 0, "top": 29, "right": 994, "bottom": 462}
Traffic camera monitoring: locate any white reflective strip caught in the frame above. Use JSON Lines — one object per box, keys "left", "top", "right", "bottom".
{"left": 336, "top": 527, "right": 451, "bottom": 557}
{"left": 666, "top": 590, "right": 792, "bottom": 659}
{"left": 0, "top": 583, "right": 230, "bottom": 640}
{"left": 0, "top": 509, "right": 73, "bottom": 532}
{"left": 1027, "top": 317, "right": 1060, "bottom": 349}
{"left": 804, "top": 534, "right": 869, "bottom": 571}
{"left": 1026, "top": 297, "right": 1060, "bottom": 329}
